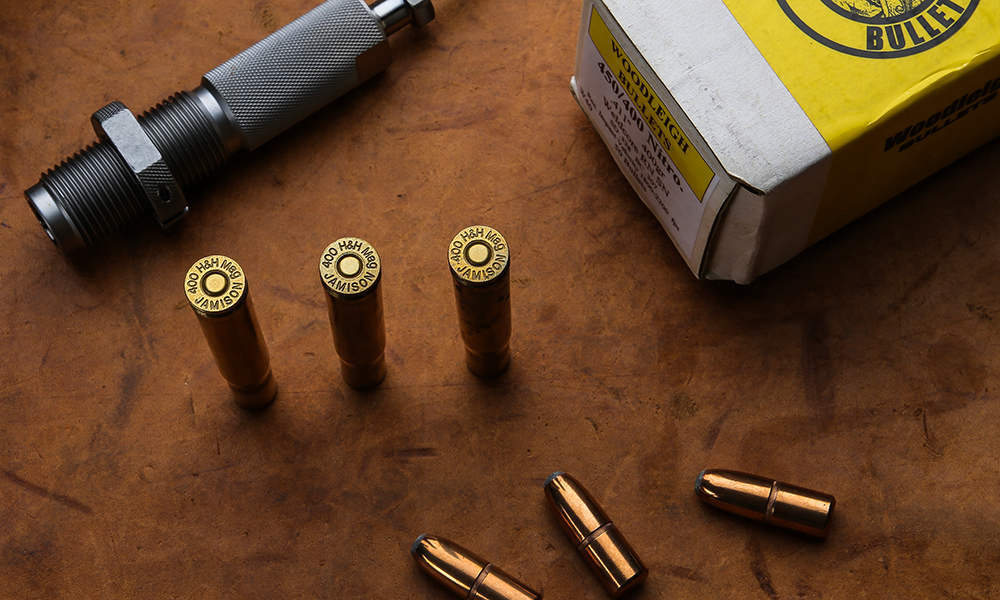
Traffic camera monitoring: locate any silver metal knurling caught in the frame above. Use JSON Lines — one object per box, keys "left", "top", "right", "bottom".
{"left": 203, "top": 0, "right": 386, "bottom": 150}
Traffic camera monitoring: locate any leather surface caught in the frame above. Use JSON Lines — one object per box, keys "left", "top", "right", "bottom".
{"left": 2, "top": 0, "right": 999, "bottom": 597}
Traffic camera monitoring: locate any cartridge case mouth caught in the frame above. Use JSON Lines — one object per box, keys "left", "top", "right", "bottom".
{"left": 464, "top": 344, "right": 511, "bottom": 378}
{"left": 339, "top": 354, "right": 387, "bottom": 389}
{"left": 229, "top": 368, "right": 278, "bottom": 410}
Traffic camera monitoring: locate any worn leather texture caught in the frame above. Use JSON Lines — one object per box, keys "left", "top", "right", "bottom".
{"left": 2, "top": 0, "right": 999, "bottom": 597}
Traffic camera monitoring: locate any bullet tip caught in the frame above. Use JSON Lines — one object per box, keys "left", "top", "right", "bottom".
{"left": 695, "top": 470, "right": 707, "bottom": 494}
{"left": 411, "top": 534, "right": 427, "bottom": 556}
{"left": 544, "top": 471, "right": 565, "bottom": 487}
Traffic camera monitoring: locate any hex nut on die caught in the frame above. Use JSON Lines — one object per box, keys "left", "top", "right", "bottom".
{"left": 90, "top": 101, "right": 188, "bottom": 226}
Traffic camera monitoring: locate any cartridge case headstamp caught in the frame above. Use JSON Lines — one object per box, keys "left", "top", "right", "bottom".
{"left": 544, "top": 472, "right": 648, "bottom": 597}
{"left": 695, "top": 469, "right": 836, "bottom": 538}
{"left": 185, "top": 255, "right": 276, "bottom": 409}
{"left": 319, "top": 237, "right": 386, "bottom": 389}
{"left": 411, "top": 534, "right": 542, "bottom": 600}
{"left": 448, "top": 225, "right": 511, "bottom": 378}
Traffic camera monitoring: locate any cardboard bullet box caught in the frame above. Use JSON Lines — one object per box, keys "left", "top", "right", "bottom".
{"left": 572, "top": 0, "right": 1000, "bottom": 282}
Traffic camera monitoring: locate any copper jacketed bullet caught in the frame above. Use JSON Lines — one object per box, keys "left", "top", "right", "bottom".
{"left": 319, "top": 237, "right": 386, "bottom": 389}
{"left": 448, "top": 225, "right": 511, "bottom": 377}
{"left": 695, "top": 469, "right": 836, "bottom": 538}
{"left": 411, "top": 534, "right": 542, "bottom": 600}
{"left": 185, "top": 254, "right": 277, "bottom": 409}
{"left": 544, "top": 472, "right": 648, "bottom": 597}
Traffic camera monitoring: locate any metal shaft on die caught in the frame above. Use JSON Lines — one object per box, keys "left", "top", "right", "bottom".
{"left": 320, "top": 237, "right": 386, "bottom": 389}
{"left": 448, "top": 225, "right": 511, "bottom": 377}
{"left": 185, "top": 255, "right": 277, "bottom": 410}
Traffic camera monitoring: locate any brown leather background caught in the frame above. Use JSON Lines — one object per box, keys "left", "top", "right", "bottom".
{"left": 2, "top": 0, "right": 1000, "bottom": 597}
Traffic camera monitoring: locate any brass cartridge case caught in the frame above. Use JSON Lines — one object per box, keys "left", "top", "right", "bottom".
{"left": 319, "top": 237, "right": 386, "bottom": 389}
{"left": 411, "top": 534, "right": 542, "bottom": 600}
{"left": 695, "top": 469, "right": 836, "bottom": 538}
{"left": 544, "top": 472, "right": 647, "bottom": 597}
{"left": 185, "top": 255, "right": 277, "bottom": 410}
{"left": 448, "top": 225, "right": 511, "bottom": 377}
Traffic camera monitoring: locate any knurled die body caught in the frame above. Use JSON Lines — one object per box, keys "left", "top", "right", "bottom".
{"left": 202, "top": 0, "right": 390, "bottom": 151}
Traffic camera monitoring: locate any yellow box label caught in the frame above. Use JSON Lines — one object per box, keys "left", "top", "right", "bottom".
{"left": 588, "top": 8, "right": 716, "bottom": 201}
{"left": 721, "top": 0, "right": 1000, "bottom": 243}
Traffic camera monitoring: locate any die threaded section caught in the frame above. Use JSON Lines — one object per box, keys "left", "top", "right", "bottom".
{"left": 138, "top": 91, "right": 229, "bottom": 189}
{"left": 38, "top": 140, "right": 147, "bottom": 247}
